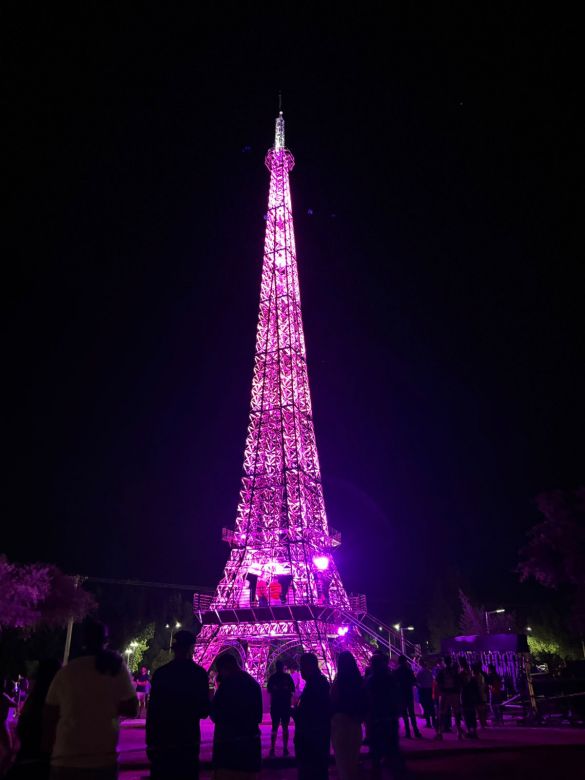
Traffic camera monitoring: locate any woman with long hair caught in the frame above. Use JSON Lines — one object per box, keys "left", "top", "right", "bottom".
{"left": 42, "top": 618, "right": 138, "bottom": 779}
{"left": 8, "top": 659, "right": 61, "bottom": 779}
{"left": 330, "top": 651, "right": 367, "bottom": 780}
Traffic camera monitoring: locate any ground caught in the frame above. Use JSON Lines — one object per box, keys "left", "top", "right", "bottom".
{"left": 118, "top": 715, "right": 584, "bottom": 779}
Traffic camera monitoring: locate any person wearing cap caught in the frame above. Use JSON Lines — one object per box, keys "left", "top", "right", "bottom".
{"left": 146, "top": 629, "right": 209, "bottom": 780}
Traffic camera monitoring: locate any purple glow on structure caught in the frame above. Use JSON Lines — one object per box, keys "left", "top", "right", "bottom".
{"left": 337, "top": 626, "right": 349, "bottom": 636}
{"left": 194, "top": 111, "right": 358, "bottom": 684}
{"left": 209, "top": 111, "right": 349, "bottom": 615}
{"left": 313, "top": 555, "right": 330, "bottom": 571}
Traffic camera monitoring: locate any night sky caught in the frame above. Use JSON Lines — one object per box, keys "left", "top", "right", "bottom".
{"left": 4, "top": 7, "right": 582, "bottom": 628}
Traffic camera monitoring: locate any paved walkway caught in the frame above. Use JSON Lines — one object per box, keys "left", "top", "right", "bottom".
{"left": 118, "top": 715, "right": 584, "bottom": 770}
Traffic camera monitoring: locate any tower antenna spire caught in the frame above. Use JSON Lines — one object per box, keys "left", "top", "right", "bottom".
{"left": 274, "top": 95, "right": 286, "bottom": 150}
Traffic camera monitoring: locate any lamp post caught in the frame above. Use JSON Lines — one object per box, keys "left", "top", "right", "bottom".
{"left": 485, "top": 608, "right": 505, "bottom": 633}
{"left": 166, "top": 621, "right": 182, "bottom": 650}
{"left": 378, "top": 625, "right": 393, "bottom": 657}
{"left": 393, "top": 624, "right": 414, "bottom": 654}
{"left": 125, "top": 641, "right": 138, "bottom": 671}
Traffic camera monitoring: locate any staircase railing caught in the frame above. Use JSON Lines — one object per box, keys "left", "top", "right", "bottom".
{"left": 340, "top": 610, "right": 419, "bottom": 662}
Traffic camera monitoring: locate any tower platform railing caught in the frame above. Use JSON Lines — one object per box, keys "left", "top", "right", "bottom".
{"left": 193, "top": 592, "right": 368, "bottom": 619}
{"left": 221, "top": 526, "right": 342, "bottom": 549}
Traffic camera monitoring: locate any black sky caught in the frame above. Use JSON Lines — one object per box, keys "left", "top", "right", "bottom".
{"left": 3, "top": 7, "right": 582, "bottom": 627}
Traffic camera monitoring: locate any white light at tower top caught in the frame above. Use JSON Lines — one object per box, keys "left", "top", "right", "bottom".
{"left": 274, "top": 111, "right": 285, "bottom": 150}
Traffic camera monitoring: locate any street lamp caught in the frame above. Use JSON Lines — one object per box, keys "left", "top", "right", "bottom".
{"left": 167, "top": 621, "right": 182, "bottom": 650}
{"left": 393, "top": 623, "right": 414, "bottom": 654}
{"left": 485, "top": 608, "right": 505, "bottom": 633}
{"left": 526, "top": 626, "right": 533, "bottom": 632}
{"left": 125, "top": 642, "right": 138, "bottom": 669}
{"left": 377, "top": 625, "right": 390, "bottom": 657}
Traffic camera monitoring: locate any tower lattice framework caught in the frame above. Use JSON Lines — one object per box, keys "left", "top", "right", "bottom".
{"left": 194, "top": 112, "right": 372, "bottom": 681}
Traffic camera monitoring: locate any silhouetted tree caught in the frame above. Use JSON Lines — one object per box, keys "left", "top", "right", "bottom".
{"left": 458, "top": 590, "right": 484, "bottom": 634}
{"left": 0, "top": 556, "right": 93, "bottom": 629}
{"left": 458, "top": 589, "right": 518, "bottom": 635}
{"left": 518, "top": 488, "right": 585, "bottom": 635}
{"left": 426, "top": 569, "right": 460, "bottom": 649}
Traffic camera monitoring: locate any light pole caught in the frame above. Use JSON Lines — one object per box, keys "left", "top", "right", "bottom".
{"left": 125, "top": 641, "right": 138, "bottom": 671}
{"left": 393, "top": 624, "right": 414, "bottom": 654}
{"left": 378, "top": 625, "right": 393, "bottom": 657}
{"left": 166, "top": 621, "right": 182, "bottom": 650}
{"left": 485, "top": 608, "right": 505, "bottom": 633}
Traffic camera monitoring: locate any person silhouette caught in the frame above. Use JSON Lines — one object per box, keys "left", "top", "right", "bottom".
{"left": 146, "top": 629, "right": 209, "bottom": 780}
{"left": 210, "top": 653, "right": 262, "bottom": 779}
{"left": 394, "top": 655, "right": 422, "bottom": 739}
{"left": 267, "top": 660, "right": 295, "bottom": 756}
{"left": 9, "top": 658, "right": 60, "bottom": 779}
{"left": 330, "top": 651, "right": 367, "bottom": 780}
{"left": 293, "top": 653, "right": 331, "bottom": 780}
{"left": 43, "top": 618, "right": 138, "bottom": 779}
{"left": 365, "top": 653, "right": 404, "bottom": 773}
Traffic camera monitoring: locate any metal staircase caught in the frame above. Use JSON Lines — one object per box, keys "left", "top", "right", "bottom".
{"left": 338, "top": 610, "right": 419, "bottom": 661}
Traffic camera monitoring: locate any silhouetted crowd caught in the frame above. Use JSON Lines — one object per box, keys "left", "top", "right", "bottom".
{"left": 0, "top": 618, "right": 508, "bottom": 780}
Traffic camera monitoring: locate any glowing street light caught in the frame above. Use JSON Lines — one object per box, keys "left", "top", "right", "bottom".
{"left": 393, "top": 623, "right": 414, "bottom": 654}
{"left": 166, "top": 622, "right": 183, "bottom": 650}
{"left": 125, "top": 645, "right": 137, "bottom": 669}
{"left": 485, "top": 608, "right": 505, "bottom": 634}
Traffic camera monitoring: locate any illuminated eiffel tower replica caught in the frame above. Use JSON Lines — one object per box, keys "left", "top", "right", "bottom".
{"left": 193, "top": 110, "right": 413, "bottom": 681}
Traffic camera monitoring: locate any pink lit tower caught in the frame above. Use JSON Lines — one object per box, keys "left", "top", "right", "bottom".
{"left": 193, "top": 110, "right": 398, "bottom": 681}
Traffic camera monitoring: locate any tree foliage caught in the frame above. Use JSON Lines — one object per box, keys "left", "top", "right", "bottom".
{"left": 125, "top": 622, "right": 155, "bottom": 673}
{"left": 458, "top": 590, "right": 484, "bottom": 634}
{"left": 518, "top": 488, "right": 585, "bottom": 635}
{"left": 0, "top": 556, "right": 94, "bottom": 630}
{"left": 458, "top": 590, "right": 517, "bottom": 635}
{"left": 151, "top": 649, "right": 173, "bottom": 672}
{"left": 518, "top": 489, "right": 585, "bottom": 589}
{"left": 426, "top": 569, "right": 460, "bottom": 649}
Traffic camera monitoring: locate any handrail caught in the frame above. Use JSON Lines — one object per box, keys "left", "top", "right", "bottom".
{"left": 339, "top": 610, "right": 418, "bottom": 662}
